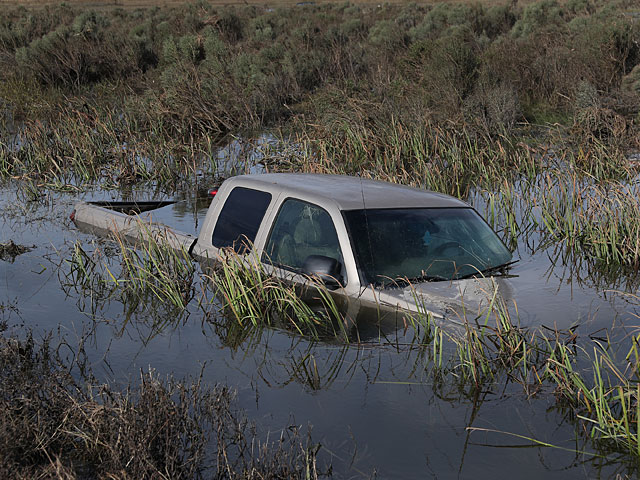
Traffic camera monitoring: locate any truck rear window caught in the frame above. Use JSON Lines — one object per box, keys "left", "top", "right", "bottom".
{"left": 212, "top": 187, "right": 272, "bottom": 253}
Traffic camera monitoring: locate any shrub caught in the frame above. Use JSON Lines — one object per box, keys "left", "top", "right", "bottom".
{"left": 622, "top": 64, "right": 640, "bottom": 94}
{"left": 216, "top": 8, "right": 244, "bottom": 42}
{"left": 480, "top": 5, "right": 516, "bottom": 38}
{"left": 395, "top": 2, "right": 424, "bottom": 30}
{"left": 405, "top": 25, "right": 479, "bottom": 117}
{"left": 15, "top": 11, "right": 137, "bottom": 86}
{"left": 412, "top": 3, "right": 474, "bottom": 39}
{"left": 511, "top": 0, "right": 565, "bottom": 37}
{"left": 249, "top": 15, "right": 276, "bottom": 43}
{"left": 368, "top": 19, "right": 406, "bottom": 53}
{"left": 464, "top": 81, "right": 520, "bottom": 134}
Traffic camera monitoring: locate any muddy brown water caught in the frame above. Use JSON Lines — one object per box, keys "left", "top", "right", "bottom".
{"left": 1, "top": 170, "right": 639, "bottom": 477}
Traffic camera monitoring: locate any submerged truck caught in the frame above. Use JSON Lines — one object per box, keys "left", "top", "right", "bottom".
{"left": 72, "top": 173, "right": 515, "bottom": 320}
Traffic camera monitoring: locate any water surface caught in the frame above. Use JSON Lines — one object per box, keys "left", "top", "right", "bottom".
{"left": 1, "top": 156, "right": 639, "bottom": 478}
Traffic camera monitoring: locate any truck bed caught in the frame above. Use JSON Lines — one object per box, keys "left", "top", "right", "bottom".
{"left": 71, "top": 201, "right": 197, "bottom": 253}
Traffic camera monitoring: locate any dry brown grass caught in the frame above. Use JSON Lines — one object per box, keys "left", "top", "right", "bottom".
{"left": 0, "top": 331, "right": 327, "bottom": 479}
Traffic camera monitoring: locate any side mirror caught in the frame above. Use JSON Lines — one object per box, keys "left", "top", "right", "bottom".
{"left": 301, "top": 255, "right": 343, "bottom": 290}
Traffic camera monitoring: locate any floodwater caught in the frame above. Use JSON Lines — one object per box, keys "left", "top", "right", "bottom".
{"left": 1, "top": 143, "right": 640, "bottom": 478}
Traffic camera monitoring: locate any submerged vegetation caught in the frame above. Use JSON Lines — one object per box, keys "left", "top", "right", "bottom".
{"left": 404, "top": 284, "right": 640, "bottom": 462}
{"left": 0, "top": 330, "right": 328, "bottom": 479}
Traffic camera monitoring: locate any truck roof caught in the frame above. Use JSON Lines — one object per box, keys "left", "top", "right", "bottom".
{"left": 227, "top": 173, "right": 468, "bottom": 210}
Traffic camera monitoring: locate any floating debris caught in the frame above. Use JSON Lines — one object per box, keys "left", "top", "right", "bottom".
{"left": 0, "top": 240, "right": 34, "bottom": 262}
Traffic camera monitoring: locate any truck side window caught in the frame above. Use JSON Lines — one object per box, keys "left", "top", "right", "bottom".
{"left": 212, "top": 187, "right": 272, "bottom": 253}
{"left": 264, "top": 198, "right": 343, "bottom": 272}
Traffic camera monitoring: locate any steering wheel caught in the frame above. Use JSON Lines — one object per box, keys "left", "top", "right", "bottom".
{"left": 432, "top": 241, "right": 462, "bottom": 256}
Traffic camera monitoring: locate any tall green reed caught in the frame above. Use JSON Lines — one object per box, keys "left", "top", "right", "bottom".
{"left": 206, "top": 248, "right": 348, "bottom": 340}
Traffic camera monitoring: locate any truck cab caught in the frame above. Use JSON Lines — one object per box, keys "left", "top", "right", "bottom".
{"left": 192, "top": 174, "right": 514, "bottom": 320}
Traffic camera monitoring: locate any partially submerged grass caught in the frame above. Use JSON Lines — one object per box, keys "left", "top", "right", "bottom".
{"left": 0, "top": 104, "right": 217, "bottom": 189}
{"left": 268, "top": 119, "right": 542, "bottom": 197}
{"left": 401, "top": 281, "right": 640, "bottom": 461}
{"left": 0, "top": 331, "right": 329, "bottom": 479}
{"left": 64, "top": 220, "right": 196, "bottom": 335}
{"left": 110, "top": 223, "right": 196, "bottom": 310}
{"left": 206, "top": 248, "right": 348, "bottom": 340}
{"left": 264, "top": 125, "right": 640, "bottom": 271}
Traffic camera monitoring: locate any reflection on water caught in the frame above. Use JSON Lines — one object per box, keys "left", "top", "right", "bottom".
{"left": 1, "top": 137, "right": 640, "bottom": 478}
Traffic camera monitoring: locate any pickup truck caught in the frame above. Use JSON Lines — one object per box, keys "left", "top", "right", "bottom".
{"left": 71, "top": 173, "right": 515, "bottom": 320}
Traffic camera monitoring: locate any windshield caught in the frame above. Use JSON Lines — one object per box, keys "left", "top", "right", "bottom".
{"left": 343, "top": 207, "right": 512, "bottom": 286}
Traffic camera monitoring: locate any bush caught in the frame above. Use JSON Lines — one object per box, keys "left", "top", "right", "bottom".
{"left": 511, "top": 0, "right": 565, "bottom": 37}
{"left": 15, "top": 11, "right": 137, "bottom": 86}
{"left": 622, "top": 64, "right": 640, "bottom": 94}
{"left": 572, "top": 105, "right": 627, "bottom": 141}
{"left": 405, "top": 25, "right": 479, "bottom": 117}
{"left": 480, "top": 5, "right": 516, "bottom": 38}
{"left": 368, "top": 20, "right": 406, "bottom": 53}
{"left": 216, "top": 8, "right": 244, "bottom": 42}
{"left": 464, "top": 81, "right": 520, "bottom": 134}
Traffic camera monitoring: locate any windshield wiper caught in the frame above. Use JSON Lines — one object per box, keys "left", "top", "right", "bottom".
{"left": 456, "top": 259, "right": 519, "bottom": 280}
{"left": 392, "top": 273, "right": 450, "bottom": 287}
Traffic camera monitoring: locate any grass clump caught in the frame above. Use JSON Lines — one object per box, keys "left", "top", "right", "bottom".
{"left": 544, "top": 336, "right": 640, "bottom": 458}
{"left": 64, "top": 221, "right": 196, "bottom": 333}
{"left": 535, "top": 173, "right": 640, "bottom": 268}
{"left": 110, "top": 224, "right": 196, "bottom": 310}
{"left": 0, "top": 239, "right": 33, "bottom": 262}
{"left": 405, "top": 282, "right": 552, "bottom": 397}
{"left": 207, "top": 248, "right": 347, "bottom": 340}
{"left": 403, "top": 281, "right": 640, "bottom": 460}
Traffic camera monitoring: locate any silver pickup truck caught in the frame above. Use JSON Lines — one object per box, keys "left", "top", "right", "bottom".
{"left": 72, "top": 173, "right": 514, "bottom": 320}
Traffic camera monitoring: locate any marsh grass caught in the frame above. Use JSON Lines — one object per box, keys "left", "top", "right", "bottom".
{"left": 403, "top": 280, "right": 640, "bottom": 460}
{"left": 110, "top": 223, "right": 196, "bottom": 310}
{"left": 0, "top": 104, "right": 217, "bottom": 189}
{"left": 543, "top": 337, "right": 640, "bottom": 458}
{"left": 406, "top": 280, "right": 551, "bottom": 396}
{"left": 64, "top": 220, "right": 196, "bottom": 335}
{"left": 207, "top": 248, "right": 348, "bottom": 340}
{"left": 264, "top": 124, "right": 640, "bottom": 271}
{"left": 270, "top": 119, "right": 541, "bottom": 197}
{"left": 0, "top": 332, "right": 328, "bottom": 479}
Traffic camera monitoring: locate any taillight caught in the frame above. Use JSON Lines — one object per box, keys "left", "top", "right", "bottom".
{"left": 208, "top": 189, "right": 218, "bottom": 197}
